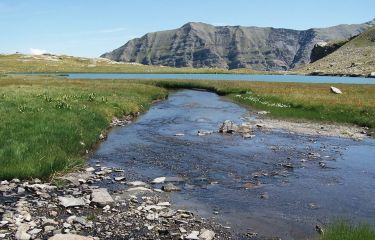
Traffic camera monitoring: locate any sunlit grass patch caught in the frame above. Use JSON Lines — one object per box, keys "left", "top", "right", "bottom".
{"left": 320, "top": 221, "right": 375, "bottom": 240}
{"left": 0, "top": 75, "right": 167, "bottom": 179}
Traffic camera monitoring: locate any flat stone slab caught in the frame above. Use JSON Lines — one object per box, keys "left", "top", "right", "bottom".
{"left": 126, "top": 187, "right": 153, "bottom": 192}
{"left": 49, "top": 234, "right": 94, "bottom": 240}
{"left": 91, "top": 188, "right": 114, "bottom": 206}
{"left": 58, "top": 196, "right": 86, "bottom": 208}
{"left": 127, "top": 181, "right": 148, "bottom": 187}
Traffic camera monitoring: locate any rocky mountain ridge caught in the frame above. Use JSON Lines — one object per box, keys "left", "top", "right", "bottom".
{"left": 102, "top": 19, "right": 375, "bottom": 71}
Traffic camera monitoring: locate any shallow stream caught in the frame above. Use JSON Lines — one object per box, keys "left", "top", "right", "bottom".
{"left": 89, "top": 90, "right": 375, "bottom": 239}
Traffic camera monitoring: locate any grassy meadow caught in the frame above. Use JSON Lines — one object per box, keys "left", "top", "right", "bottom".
{"left": 0, "top": 75, "right": 167, "bottom": 179}
{"left": 1, "top": 75, "right": 375, "bottom": 179}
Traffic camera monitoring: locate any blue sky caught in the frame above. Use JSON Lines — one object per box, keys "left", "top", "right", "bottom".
{"left": 0, "top": 0, "right": 374, "bottom": 57}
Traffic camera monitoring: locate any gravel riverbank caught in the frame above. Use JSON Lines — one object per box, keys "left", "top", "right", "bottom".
{"left": 0, "top": 167, "right": 233, "bottom": 240}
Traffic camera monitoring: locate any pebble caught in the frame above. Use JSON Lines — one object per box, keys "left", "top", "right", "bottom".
{"left": 85, "top": 167, "right": 95, "bottom": 172}
{"left": 199, "top": 229, "right": 215, "bottom": 240}
{"left": 308, "top": 203, "right": 320, "bottom": 209}
{"left": 17, "top": 187, "right": 26, "bottom": 194}
{"left": 1, "top": 180, "right": 9, "bottom": 185}
{"left": 162, "top": 183, "right": 181, "bottom": 192}
{"left": 15, "top": 224, "right": 31, "bottom": 240}
{"left": 157, "top": 202, "right": 171, "bottom": 206}
{"left": 127, "top": 181, "right": 147, "bottom": 187}
{"left": 315, "top": 224, "right": 324, "bottom": 234}
{"left": 44, "top": 225, "right": 56, "bottom": 232}
{"left": 319, "top": 161, "right": 326, "bottom": 168}
{"left": 260, "top": 192, "right": 269, "bottom": 199}
{"left": 114, "top": 177, "right": 126, "bottom": 182}
{"left": 186, "top": 230, "right": 200, "bottom": 240}
{"left": 151, "top": 177, "right": 166, "bottom": 184}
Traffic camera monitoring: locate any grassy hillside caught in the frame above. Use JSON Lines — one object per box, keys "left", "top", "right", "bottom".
{"left": 298, "top": 26, "right": 375, "bottom": 76}
{"left": 0, "top": 53, "right": 264, "bottom": 74}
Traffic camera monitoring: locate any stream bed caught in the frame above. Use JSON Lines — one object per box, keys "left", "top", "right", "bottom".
{"left": 89, "top": 90, "right": 375, "bottom": 240}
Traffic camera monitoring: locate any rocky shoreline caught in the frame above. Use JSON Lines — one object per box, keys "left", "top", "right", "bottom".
{"left": 306, "top": 71, "right": 375, "bottom": 78}
{"left": 253, "top": 115, "right": 372, "bottom": 140}
{"left": 0, "top": 165, "right": 233, "bottom": 240}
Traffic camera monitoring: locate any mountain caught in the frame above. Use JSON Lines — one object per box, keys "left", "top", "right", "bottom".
{"left": 101, "top": 20, "right": 375, "bottom": 71}
{"left": 298, "top": 26, "right": 375, "bottom": 76}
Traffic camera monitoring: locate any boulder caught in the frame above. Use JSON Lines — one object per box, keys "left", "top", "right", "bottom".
{"left": 370, "top": 72, "right": 375, "bottom": 77}
{"left": 48, "top": 234, "right": 94, "bottom": 240}
{"left": 219, "top": 120, "right": 238, "bottom": 133}
{"left": 330, "top": 86, "right": 342, "bottom": 94}
{"left": 91, "top": 188, "right": 114, "bottom": 206}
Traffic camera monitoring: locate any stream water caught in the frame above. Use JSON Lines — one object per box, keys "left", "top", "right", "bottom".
{"left": 89, "top": 90, "right": 375, "bottom": 239}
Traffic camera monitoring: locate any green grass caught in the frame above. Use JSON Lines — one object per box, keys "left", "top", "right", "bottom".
{"left": 0, "top": 75, "right": 167, "bottom": 179}
{"left": 320, "top": 221, "right": 375, "bottom": 240}
{"left": 143, "top": 80, "right": 375, "bottom": 129}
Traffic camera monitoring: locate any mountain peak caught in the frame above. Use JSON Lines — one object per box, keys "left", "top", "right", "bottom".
{"left": 181, "top": 22, "right": 213, "bottom": 29}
